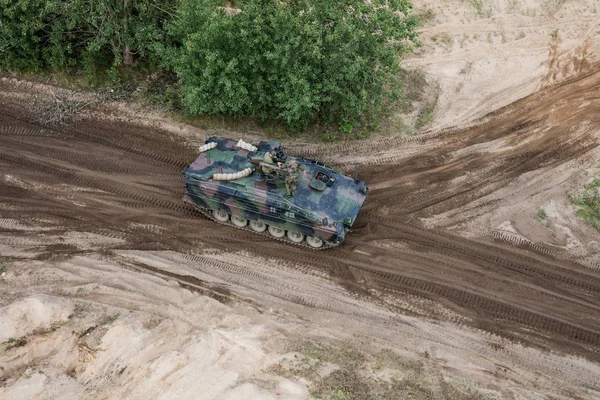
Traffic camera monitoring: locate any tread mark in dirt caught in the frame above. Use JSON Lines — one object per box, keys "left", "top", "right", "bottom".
{"left": 1, "top": 67, "right": 599, "bottom": 360}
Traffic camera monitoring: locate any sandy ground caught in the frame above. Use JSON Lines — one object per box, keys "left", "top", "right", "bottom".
{"left": 1, "top": 1, "right": 600, "bottom": 399}
{"left": 405, "top": 0, "right": 600, "bottom": 129}
{"left": 0, "top": 256, "right": 309, "bottom": 400}
{"left": 1, "top": 226, "right": 599, "bottom": 399}
{"left": 1, "top": 68, "right": 600, "bottom": 398}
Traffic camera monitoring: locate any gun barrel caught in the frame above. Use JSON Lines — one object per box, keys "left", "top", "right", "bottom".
{"left": 259, "top": 161, "right": 282, "bottom": 170}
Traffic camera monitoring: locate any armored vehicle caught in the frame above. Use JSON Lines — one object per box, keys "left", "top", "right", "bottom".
{"left": 182, "top": 137, "right": 368, "bottom": 249}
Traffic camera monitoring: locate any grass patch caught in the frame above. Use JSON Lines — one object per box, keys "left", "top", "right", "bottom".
{"left": 311, "top": 369, "right": 439, "bottom": 400}
{"left": 397, "top": 69, "right": 429, "bottom": 113}
{"left": 271, "top": 340, "right": 485, "bottom": 400}
{"left": 0, "top": 265, "right": 6, "bottom": 274}
{"left": 537, "top": 208, "right": 547, "bottom": 220}
{"left": 417, "top": 8, "right": 436, "bottom": 25}
{"left": 6, "top": 337, "right": 28, "bottom": 348}
{"left": 468, "top": 0, "right": 483, "bottom": 15}
{"left": 568, "top": 178, "right": 600, "bottom": 231}
{"left": 469, "top": 0, "right": 483, "bottom": 11}
{"left": 381, "top": 69, "right": 439, "bottom": 136}
{"left": 431, "top": 33, "right": 453, "bottom": 46}
{"left": 103, "top": 313, "right": 120, "bottom": 325}
{"left": 373, "top": 349, "right": 424, "bottom": 373}
{"left": 466, "top": 0, "right": 492, "bottom": 17}
{"left": 415, "top": 105, "right": 436, "bottom": 130}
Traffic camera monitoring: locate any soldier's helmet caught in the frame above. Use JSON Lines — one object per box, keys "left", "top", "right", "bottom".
{"left": 286, "top": 159, "right": 298, "bottom": 171}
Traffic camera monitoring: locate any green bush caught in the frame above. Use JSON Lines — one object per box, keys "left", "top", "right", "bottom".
{"left": 1, "top": 0, "right": 420, "bottom": 135}
{"left": 537, "top": 208, "right": 547, "bottom": 220}
{"left": 569, "top": 179, "right": 600, "bottom": 231}
{"left": 0, "top": 0, "right": 55, "bottom": 71}
{"left": 0, "top": 0, "right": 176, "bottom": 78}
{"left": 163, "top": 0, "right": 420, "bottom": 132}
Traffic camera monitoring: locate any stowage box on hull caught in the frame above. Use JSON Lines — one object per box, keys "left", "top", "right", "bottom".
{"left": 183, "top": 137, "right": 368, "bottom": 249}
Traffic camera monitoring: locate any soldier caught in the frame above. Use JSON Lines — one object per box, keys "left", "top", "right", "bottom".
{"left": 261, "top": 151, "right": 277, "bottom": 175}
{"left": 284, "top": 160, "right": 302, "bottom": 197}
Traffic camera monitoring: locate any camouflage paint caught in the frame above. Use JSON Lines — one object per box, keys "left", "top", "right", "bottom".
{"left": 183, "top": 137, "right": 368, "bottom": 245}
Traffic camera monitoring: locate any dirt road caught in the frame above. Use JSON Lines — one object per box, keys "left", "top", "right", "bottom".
{"left": 1, "top": 66, "right": 599, "bottom": 373}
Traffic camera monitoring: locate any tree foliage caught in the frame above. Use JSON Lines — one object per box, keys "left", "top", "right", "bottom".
{"left": 0, "top": 0, "right": 420, "bottom": 133}
{"left": 0, "top": 0, "right": 175, "bottom": 77}
{"left": 164, "top": 0, "right": 420, "bottom": 131}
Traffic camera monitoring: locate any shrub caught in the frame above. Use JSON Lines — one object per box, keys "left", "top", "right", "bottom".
{"left": 1, "top": 0, "right": 421, "bottom": 135}
{"left": 569, "top": 179, "right": 600, "bottom": 231}
{"left": 0, "top": 0, "right": 176, "bottom": 78}
{"left": 163, "top": 0, "right": 420, "bottom": 132}
{"left": 537, "top": 208, "right": 547, "bottom": 220}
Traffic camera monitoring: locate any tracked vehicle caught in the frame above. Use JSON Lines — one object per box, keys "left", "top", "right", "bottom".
{"left": 182, "top": 137, "right": 368, "bottom": 249}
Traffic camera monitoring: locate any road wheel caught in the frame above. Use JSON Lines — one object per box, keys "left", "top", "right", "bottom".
{"left": 231, "top": 215, "right": 248, "bottom": 227}
{"left": 249, "top": 220, "right": 267, "bottom": 232}
{"left": 267, "top": 225, "right": 285, "bottom": 238}
{"left": 287, "top": 230, "right": 304, "bottom": 243}
{"left": 306, "top": 236, "right": 323, "bottom": 248}
{"left": 213, "top": 209, "right": 229, "bottom": 222}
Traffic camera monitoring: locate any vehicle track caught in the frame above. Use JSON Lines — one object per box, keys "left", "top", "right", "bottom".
{"left": 1, "top": 68, "right": 599, "bottom": 360}
{"left": 348, "top": 259, "right": 600, "bottom": 348}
